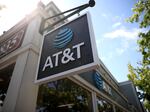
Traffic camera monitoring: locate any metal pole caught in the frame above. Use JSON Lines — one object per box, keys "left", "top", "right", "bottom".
{"left": 39, "top": 0, "right": 95, "bottom": 34}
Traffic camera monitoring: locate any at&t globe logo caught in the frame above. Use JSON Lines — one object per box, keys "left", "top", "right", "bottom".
{"left": 53, "top": 28, "right": 73, "bottom": 48}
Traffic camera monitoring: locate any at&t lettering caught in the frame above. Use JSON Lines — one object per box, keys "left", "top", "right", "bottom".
{"left": 42, "top": 42, "right": 85, "bottom": 71}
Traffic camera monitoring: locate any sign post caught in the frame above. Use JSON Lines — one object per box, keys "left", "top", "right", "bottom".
{"left": 35, "top": 13, "right": 99, "bottom": 84}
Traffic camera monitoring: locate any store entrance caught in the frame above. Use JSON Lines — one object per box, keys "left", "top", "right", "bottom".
{"left": 0, "top": 63, "right": 15, "bottom": 107}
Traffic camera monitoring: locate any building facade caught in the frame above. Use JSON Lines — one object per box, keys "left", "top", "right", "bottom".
{"left": 0, "top": 2, "right": 145, "bottom": 112}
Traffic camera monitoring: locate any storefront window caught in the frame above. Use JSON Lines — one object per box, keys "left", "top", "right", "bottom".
{"left": 36, "top": 78, "right": 93, "bottom": 112}
{"left": 111, "top": 89, "right": 128, "bottom": 108}
{"left": 115, "top": 106, "right": 124, "bottom": 112}
{"left": 0, "top": 63, "right": 15, "bottom": 108}
{"left": 97, "top": 97, "right": 113, "bottom": 112}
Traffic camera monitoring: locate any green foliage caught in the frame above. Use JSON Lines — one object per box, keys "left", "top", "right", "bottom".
{"left": 127, "top": 64, "right": 150, "bottom": 98}
{"left": 145, "top": 100, "right": 150, "bottom": 110}
{"left": 127, "top": 0, "right": 150, "bottom": 110}
{"left": 128, "top": 0, "right": 150, "bottom": 28}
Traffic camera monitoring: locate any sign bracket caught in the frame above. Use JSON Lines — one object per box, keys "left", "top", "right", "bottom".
{"left": 39, "top": 0, "right": 95, "bottom": 34}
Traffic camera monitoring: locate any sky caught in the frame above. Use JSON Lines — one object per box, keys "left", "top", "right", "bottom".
{"left": 0, "top": 0, "right": 142, "bottom": 82}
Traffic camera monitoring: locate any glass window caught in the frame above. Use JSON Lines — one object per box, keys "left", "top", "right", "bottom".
{"left": 97, "top": 97, "right": 113, "bottom": 112}
{"left": 115, "top": 106, "right": 123, "bottom": 112}
{"left": 111, "top": 89, "right": 128, "bottom": 108}
{"left": 36, "top": 78, "right": 93, "bottom": 112}
{"left": 0, "top": 63, "right": 15, "bottom": 108}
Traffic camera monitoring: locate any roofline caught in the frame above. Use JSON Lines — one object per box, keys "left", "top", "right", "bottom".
{"left": 98, "top": 59, "right": 119, "bottom": 85}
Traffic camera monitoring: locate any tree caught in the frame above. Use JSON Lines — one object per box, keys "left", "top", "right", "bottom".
{"left": 127, "top": 0, "right": 150, "bottom": 110}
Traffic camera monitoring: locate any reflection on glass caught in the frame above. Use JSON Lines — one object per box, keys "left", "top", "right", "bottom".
{"left": 115, "top": 106, "right": 122, "bottom": 112}
{"left": 97, "top": 97, "right": 113, "bottom": 112}
{"left": 36, "top": 78, "right": 92, "bottom": 112}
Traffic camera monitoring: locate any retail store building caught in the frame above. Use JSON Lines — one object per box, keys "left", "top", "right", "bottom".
{"left": 0, "top": 2, "right": 145, "bottom": 112}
